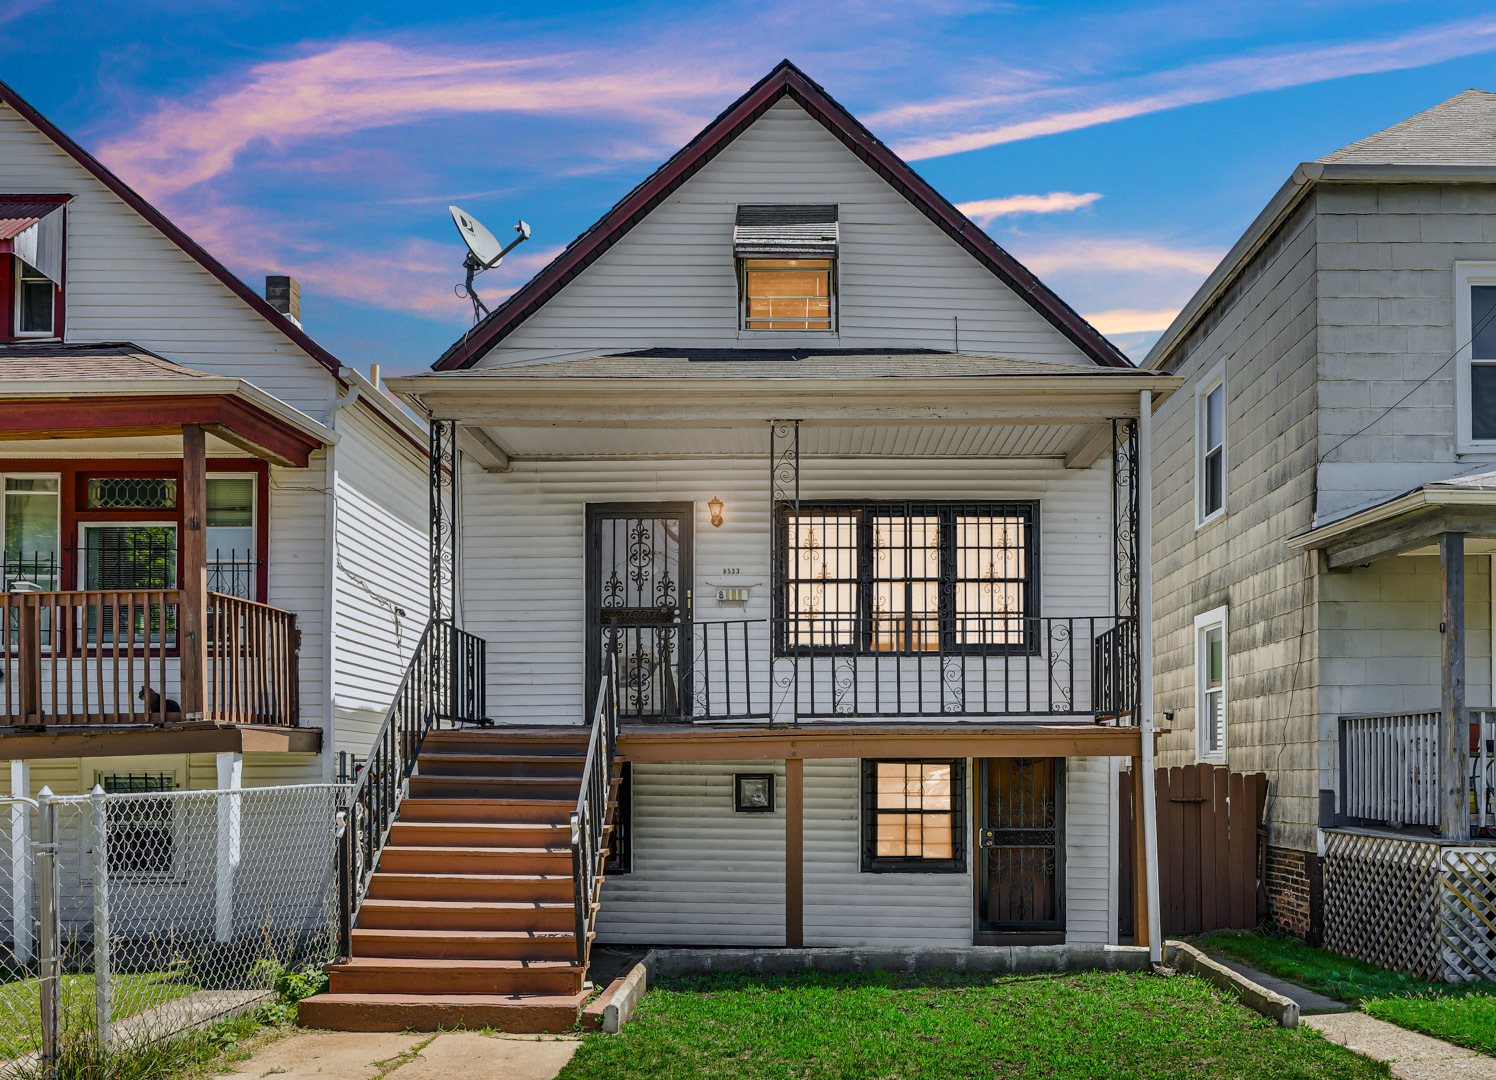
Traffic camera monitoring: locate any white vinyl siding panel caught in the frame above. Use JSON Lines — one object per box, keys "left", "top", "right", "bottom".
{"left": 0, "top": 103, "right": 334, "bottom": 417}
{"left": 265, "top": 457, "right": 330, "bottom": 743}
{"left": 1061, "top": 756, "right": 1118, "bottom": 945}
{"left": 478, "top": 99, "right": 1092, "bottom": 368}
{"left": 460, "top": 453, "right": 1112, "bottom": 724}
{"left": 329, "top": 407, "right": 431, "bottom": 758}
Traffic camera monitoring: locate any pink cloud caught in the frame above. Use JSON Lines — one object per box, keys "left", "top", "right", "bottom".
{"left": 955, "top": 191, "right": 1102, "bottom": 225}
{"left": 1018, "top": 239, "right": 1223, "bottom": 277}
{"left": 97, "top": 40, "right": 738, "bottom": 201}
{"left": 1081, "top": 307, "right": 1182, "bottom": 335}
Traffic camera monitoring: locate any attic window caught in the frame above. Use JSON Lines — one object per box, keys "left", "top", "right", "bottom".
{"left": 0, "top": 197, "right": 66, "bottom": 341}
{"left": 736, "top": 205, "right": 838, "bottom": 332}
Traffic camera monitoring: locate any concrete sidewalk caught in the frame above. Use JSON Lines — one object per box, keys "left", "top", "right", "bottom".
{"left": 1306, "top": 1012, "right": 1496, "bottom": 1080}
{"left": 219, "top": 1030, "right": 581, "bottom": 1080}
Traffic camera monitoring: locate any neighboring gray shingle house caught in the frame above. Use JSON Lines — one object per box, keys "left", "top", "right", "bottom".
{"left": 1146, "top": 90, "right": 1496, "bottom": 980}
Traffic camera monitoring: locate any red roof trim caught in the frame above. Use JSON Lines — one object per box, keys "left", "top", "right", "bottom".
{"left": 434, "top": 60, "right": 1131, "bottom": 370}
{"left": 0, "top": 79, "right": 346, "bottom": 380}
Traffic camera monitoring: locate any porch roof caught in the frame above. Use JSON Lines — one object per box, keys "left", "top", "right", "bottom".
{"left": 0, "top": 342, "right": 334, "bottom": 467}
{"left": 1289, "top": 468, "right": 1496, "bottom": 568}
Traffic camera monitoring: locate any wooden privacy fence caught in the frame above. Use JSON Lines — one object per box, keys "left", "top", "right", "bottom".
{"left": 1120, "top": 764, "right": 1268, "bottom": 938}
{"left": 0, "top": 590, "right": 299, "bottom": 726}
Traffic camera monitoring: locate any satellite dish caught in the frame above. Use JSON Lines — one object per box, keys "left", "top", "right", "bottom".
{"left": 449, "top": 206, "right": 532, "bottom": 322}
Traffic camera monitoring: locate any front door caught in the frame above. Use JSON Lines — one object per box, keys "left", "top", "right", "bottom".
{"left": 977, "top": 757, "right": 1063, "bottom": 941}
{"left": 585, "top": 503, "right": 692, "bottom": 720}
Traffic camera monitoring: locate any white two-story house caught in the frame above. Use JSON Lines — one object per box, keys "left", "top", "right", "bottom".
{"left": 301, "top": 61, "right": 1181, "bottom": 1034}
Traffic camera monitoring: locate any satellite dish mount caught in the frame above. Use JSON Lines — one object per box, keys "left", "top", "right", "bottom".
{"left": 450, "top": 206, "right": 531, "bottom": 323}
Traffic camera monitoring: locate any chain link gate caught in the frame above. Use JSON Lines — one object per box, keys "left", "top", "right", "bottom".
{"left": 0, "top": 783, "right": 348, "bottom": 1078}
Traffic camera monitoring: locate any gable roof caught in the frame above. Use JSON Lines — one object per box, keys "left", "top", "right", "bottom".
{"left": 433, "top": 60, "right": 1131, "bottom": 370}
{"left": 1320, "top": 89, "right": 1496, "bottom": 166}
{"left": 0, "top": 79, "right": 345, "bottom": 380}
{"left": 0, "top": 340, "right": 213, "bottom": 380}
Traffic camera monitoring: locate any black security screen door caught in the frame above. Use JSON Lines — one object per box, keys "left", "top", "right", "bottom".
{"left": 977, "top": 757, "right": 1063, "bottom": 940}
{"left": 585, "top": 504, "right": 692, "bottom": 720}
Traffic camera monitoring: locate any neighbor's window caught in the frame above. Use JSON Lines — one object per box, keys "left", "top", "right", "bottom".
{"left": 734, "top": 204, "right": 838, "bottom": 332}
{"left": 1, "top": 197, "right": 66, "bottom": 341}
{"left": 100, "top": 773, "right": 176, "bottom": 878}
{"left": 207, "top": 476, "right": 256, "bottom": 598}
{"left": 3, "top": 475, "right": 60, "bottom": 589}
{"left": 781, "top": 503, "right": 1035, "bottom": 654}
{"left": 1197, "top": 366, "right": 1225, "bottom": 524}
{"left": 15, "top": 262, "right": 54, "bottom": 336}
{"left": 1195, "top": 607, "right": 1227, "bottom": 763}
{"left": 862, "top": 759, "right": 965, "bottom": 873}
{"left": 1457, "top": 264, "right": 1496, "bottom": 447}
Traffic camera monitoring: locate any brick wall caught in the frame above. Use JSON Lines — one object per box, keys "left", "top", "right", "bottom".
{"left": 1264, "top": 845, "right": 1324, "bottom": 943}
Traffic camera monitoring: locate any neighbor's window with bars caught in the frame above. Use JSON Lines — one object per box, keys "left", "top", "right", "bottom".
{"left": 101, "top": 773, "right": 176, "bottom": 878}
{"left": 780, "top": 503, "right": 1036, "bottom": 655}
{"left": 862, "top": 759, "right": 965, "bottom": 873}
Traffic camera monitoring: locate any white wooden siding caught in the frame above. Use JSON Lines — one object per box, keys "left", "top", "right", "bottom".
{"left": 329, "top": 406, "right": 431, "bottom": 760}
{"left": 0, "top": 103, "right": 336, "bottom": 418}
{"left": 478, "top": 99, "right": 1092, "bottom": 368}
{"left": 267, "top": 456, "right": 331, "bottom": 747}
{"left": 461, "top": 453, "right": 1113, "bottom": 724}
{"left": 597, "top": 756, "right": 1117, "bottom": 946}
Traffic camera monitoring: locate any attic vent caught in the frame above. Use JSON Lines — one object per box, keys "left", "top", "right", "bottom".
{"left": 734, "top": 204, "right": 838, "bottom": 259}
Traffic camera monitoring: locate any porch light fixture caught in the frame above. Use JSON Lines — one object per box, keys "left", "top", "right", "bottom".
{"left": 708, "top": 496, "right": 724, "bottom": 528}
{"left": 734, "top": 773, "right": 774, "bottom": 813}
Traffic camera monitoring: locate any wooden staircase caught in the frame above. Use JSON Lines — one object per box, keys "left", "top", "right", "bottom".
{"left": 299, "top": 728, "right": 617, "bottom": 1033}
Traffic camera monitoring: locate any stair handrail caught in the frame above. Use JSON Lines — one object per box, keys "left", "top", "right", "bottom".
{"left": 336, "top": 617, "right": 487, "bottom": 956}
{"left": 570, "top": 649, "right": 619, "bottom": 966}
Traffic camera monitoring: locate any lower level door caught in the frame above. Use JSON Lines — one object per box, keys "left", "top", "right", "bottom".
{"left": 976, "top": 757, "right": 1064, "bottom": 941}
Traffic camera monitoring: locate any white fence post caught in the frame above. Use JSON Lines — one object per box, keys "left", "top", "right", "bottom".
{"left": 215, "top": 752, "right": 243, "bottom": 943}
{"left": 10, "top": 761, "right": 30, "bottom": 967}
{"left": 89, "top": 785, "right": 111, "bottom": 1053}
{"left": 36, "top": 786, "right": 59, "bottom": 1080}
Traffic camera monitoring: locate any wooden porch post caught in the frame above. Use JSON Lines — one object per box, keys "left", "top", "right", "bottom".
{"left": 180, "top": 424, "right": 207, "bottom": 720}
{"left": 785, "top": 757, "right": 803, "bottom": 947}
{"left": 1130, "top": 755, "right": 1150, "bottom": 948}
{"left": 1441, "top": 532, "right": 1470, "bottom": 843}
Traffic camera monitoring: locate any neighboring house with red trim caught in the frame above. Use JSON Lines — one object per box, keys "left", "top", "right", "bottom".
{"left": 1147, "top": 90, "right": 1496, "bottom": 980}
{"left": 308, "top": 62, "right": 1177, "bottom": 1031}
{"left": 0, "top": 80, "right": 429, "bottom": 806}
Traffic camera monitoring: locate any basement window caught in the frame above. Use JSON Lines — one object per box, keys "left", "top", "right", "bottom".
{"left": 861, "top": 759, "right": 965, "bottom": 873}
{"left": 100, "top": 772, "right": 177, "bottom": 879}
{"left": 735, "top": 205, "right": 838, "bottom": 332}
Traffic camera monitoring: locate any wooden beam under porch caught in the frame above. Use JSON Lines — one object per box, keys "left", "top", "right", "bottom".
{"left": 0, "top": 722, "right": 319, "bottom": 760}
{"left": 617, "top": 723, "right": 1144, "bottom": 762}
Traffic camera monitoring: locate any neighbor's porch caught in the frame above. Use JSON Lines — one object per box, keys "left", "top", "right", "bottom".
{"left": 0, "top": 347, "right": 329, "bottom": 755}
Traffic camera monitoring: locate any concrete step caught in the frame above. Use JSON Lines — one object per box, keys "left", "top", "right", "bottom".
{"left": 297, "top": 991, "right": 589, "bottom": 1034}
{"left": 364, "top": 872, "right": 574, "bottom": 903}
{"left": 351, "top": 927, "right": 580, "bottom": 961}
{"left": 326, "top": 957, "right": 586, "bottom": 996}
{"left": 356, "top": 898, "right": 575, "bottom": 932}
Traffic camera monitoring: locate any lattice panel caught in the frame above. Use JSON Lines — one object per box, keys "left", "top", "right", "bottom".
{"left": 1442, "top": 848, "right": 1496, "bottom": 982}
{"left": 1324, "top": 832, "right": 1442, "bottom": 981}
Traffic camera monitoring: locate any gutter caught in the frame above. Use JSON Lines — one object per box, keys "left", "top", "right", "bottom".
{"left": 1144, "top": 161, "right": 1496, "bottom": 373}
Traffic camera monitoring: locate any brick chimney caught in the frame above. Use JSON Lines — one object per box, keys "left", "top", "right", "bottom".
{"left": 265, "top": 275, "right": 301, "bottom": 326}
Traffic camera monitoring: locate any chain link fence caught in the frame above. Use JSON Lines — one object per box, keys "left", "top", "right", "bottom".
{"left": 0, "top": 783, "right": 348, "bottom": 1077}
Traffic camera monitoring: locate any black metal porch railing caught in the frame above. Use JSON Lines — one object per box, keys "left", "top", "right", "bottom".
{"left": 608, "top": 617, "right": 768, "bottom": 722}
{"left": 571, "top": 650, "right": 619, "bottom": 965}
{"left": 337, "top": 619, "right": 486, "bottom": 952}
{"left": 1092, "top": 617, "right": 1139, "bottom": 721}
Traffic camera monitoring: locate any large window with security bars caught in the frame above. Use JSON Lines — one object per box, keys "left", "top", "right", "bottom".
{"left": 861, "top": 759, "right": 966, "bottom": 873}
{"left": 778, "top": 502, "right": 1037, "bottom": 655}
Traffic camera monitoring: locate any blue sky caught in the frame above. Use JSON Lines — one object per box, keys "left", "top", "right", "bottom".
{"left": 5, "top": 0, "right": 1496, "bottom": 371}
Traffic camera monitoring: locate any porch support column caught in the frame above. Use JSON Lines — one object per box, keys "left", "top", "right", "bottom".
{"left": 1137, "top": 390, "right": 1162, "bottom": 961}
{"left": 180, "top": 424, "right": 208, "bottom": 720}
{"left": 1441, "top": 532, "right": 1470, "bottom": 844}
{"left": 785, "top": 757, "right": 803, "bottom": 947}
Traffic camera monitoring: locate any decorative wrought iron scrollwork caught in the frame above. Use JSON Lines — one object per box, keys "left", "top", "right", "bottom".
{"left": 429, "top": 419, "right": 459, "bottom": 624}
{"left": 942, "top": 655, "right": 964, "bottom": 713}
{"left": 1047, "top": 621, "right": 1073, "bottom": 710}
{"left": 1112, "top": 418, "right": 1139, "bottom": 622}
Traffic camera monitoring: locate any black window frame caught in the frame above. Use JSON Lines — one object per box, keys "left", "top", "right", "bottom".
{"left": 861, "top": 758, "right": 966, "bottom": 874}
{"left": 100, "top": 772, "right": 176, "bottom": 879}
{"left": 775, "top": 501, "right": 1039, "bottom": 657}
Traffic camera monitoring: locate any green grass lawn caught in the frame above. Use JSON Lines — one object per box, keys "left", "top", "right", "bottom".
{"left": 558, "top": 969, "right": 1390, "bottom": 1080}
{"left": 0, "top": 971, "right": 198, "bottom": 1059}
{"left": 1195, "top": 931, "right": 1496, "bottom": 1058}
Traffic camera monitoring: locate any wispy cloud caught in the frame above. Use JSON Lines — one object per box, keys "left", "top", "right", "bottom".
{"left": 956, "top": 191, "right": 1102, "bottom": 225}
{"left": 1082, "top": 307, "right": 1182, "bottom": 335}
{"left": 97, "top": 40, "right": 737, "bottom": 200}
{"left": 1017, "top": 239, "right": 1223, "bottom": 277}
{"left": 891, "top": 13, "right": 1496, "bottom": 159}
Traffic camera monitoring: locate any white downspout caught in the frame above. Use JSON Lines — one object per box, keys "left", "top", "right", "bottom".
{"left": 1138, "top": 389, "right": 1162, "bottom": 962}
{"left": 319, "top": 382, "right": 362, "bottom": 780}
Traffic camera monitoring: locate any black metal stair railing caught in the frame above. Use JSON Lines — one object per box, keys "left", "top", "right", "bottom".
{"left": 336, "top": 618, "right": 486, "bottom": 954}
{"left": 571, "top": 650, "right": 619, "bottom": 966}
